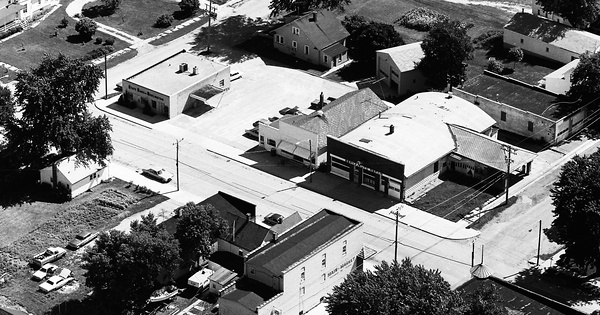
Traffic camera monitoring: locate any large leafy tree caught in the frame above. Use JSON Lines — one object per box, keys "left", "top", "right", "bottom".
{"left": 567, "top": 52, "right": 600, "bottom": 105}
{"left": 463, "top": 283, "right": 506, "bottom": 315}
{"left": 342, "top": 15, "right": 405, "bottom": 67}
{"left": 325, "top": 258, "right": 465, "bottom": 315}
{"left": 535, "top": 0, "right": 600, "bottom": 29}
{"left": 268, "top": 0, "right": 350, "bottom": 17}
{"left": 101, "top": 0, "right": 122, "bottom": 12}
{"left": 83, "top": 214, "right": 181, "bottom": 314}
{"left": 418, "top": 20, "right": 474, "bottom": 89}
{"left": 0, "top": 85, "right": 13, "bottom": 126}
{"left": 174, "top": 203, "right": 228, "bottom": 267}
{"left": 75, "top": 17, "right": 98, "bottom": 39}
{"left": 179, "top": 0, "right": 200, "bottom": 15}
{"left": 545, "top": 150, "right": 600, "bottom": 277}
{"left": 5, "top": 54, "right": 112, "bottom": 168}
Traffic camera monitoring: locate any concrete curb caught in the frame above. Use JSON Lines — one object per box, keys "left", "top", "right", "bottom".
{"left": 93, "top": 98, "right": 153, "bottom": 130}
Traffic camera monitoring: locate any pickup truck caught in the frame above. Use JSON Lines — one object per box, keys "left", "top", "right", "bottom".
{"left": 31, "top": 247, "right": 67, "bottom": 267}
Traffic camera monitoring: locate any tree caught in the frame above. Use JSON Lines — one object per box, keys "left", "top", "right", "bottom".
{"left": 174, "top": 203, "right": 228, "bottom": 267}
{"left": 178, "top": 0, "right": 200, "bottom": 15}
{"left": 545, "top": 150, "right": 600, "bottom": 277}
{"left": 463, "top": 283, "right": 506, "bottom": 315}
{"left": 342, "top": 15, "right": 405, "bottom": 66}
{"left": 507, "top": 47, "right": 523, "bottom": 69}
{"left": 325, "top": 258, "right": 465, "bottom": 315}
{"left": 487, "top": 59, "right": 504, "bottom": 74}
{"left": 83, "top": 214, "right": 181, "bottom": 313}
{"left": 0, "top": 85, "right": 13, "bottom": 126}
{"left": 5, "top": 54, "right": 112, "bottom": 168}
{"left": 535, "top": 0, "right": 600, "bottom": 29}
{"left": 418, "top": 20, "right": 474, "bottom": 89}
{"left": 268, "top": 0, "right": 350, "bottom": 17}
{"left": 155, "top": 14, "right": 173, "bottom": 28}
{"left": 101, "top": 0, "right": 122, "bottom": 12}
{"left": 75, "top": 17, "right": 97, "bottom": 39}
{"left": 567, "top": 52, "right": 600, "bottom": 105}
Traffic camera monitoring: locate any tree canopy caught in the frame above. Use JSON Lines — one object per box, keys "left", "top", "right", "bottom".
{"left": 545, "top": 150, "right": 600, "bottom": 276}
{"left": 75, "top": 17, "right": 98, "bottom": 39}
{"left": 101, "top": 0, "right": 122, "bottom": 12}
{"left": 0, "top": 85, "right": 13, "bottom": 126}
{"left": 418, "top": 20, "right": 474, "bottom": 89}
{"left": 179, "top": 0, "right": 200, "bottom": 15}
{"left": 174, "top": 203, "right": 228, "bottom": 267}
{"left": 325, "top": 258, "right": 465, "bottom": 315}
{"left": 567, "top": 52, "right": 600, "bottom": 105}
{"left": 535, "top": 0, "right": 600, "bottom": 28}
{"left": 83, "top": 214, "right": 181, "bottom": 314}
{"left": 463, "top": 283, "right": 507, "bottom": 315}
{"left": 342, "top": 15, "right": 405, "bottom": 67}
{"left": 268, "top": 0, "right": 350, "bottom": 17}
{"left": 5, "top": 54, "right": 112, "bottom": 168}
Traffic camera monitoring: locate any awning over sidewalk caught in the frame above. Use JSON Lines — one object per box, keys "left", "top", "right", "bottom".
{"left": 278, "top": 141, "right": 296, "bottom": 155}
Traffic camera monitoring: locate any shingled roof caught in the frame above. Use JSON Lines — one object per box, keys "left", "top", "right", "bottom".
{"left": 280, "top": 88, "right": 389, "bottom": 149}
{"left": 284, "top": 10, "right": 350, "bottom": 50}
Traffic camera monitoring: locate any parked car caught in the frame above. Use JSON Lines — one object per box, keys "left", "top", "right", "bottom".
{"left": 31, "top": 247, "right": 67, "bottom": 267}
{"left": 264, "top": 213, "right": 284, "bottom": 225}
{"left": 67, "top": 231, "right": 99, "bottom": 250}
{"left": 39, "top": 274, "right": 73, "bottom": 293}
{"left": 31, "top": 263, "right": 58, "bottom": 281}
{"left": 142, "top": 167, "right": 173, "bottom": 183}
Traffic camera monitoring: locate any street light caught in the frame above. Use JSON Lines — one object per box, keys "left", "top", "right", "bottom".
{"left": 295, "top": 139, "right": 313, "bottom": 183}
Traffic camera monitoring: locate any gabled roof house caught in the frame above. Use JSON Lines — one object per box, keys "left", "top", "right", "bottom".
{"left": 272, "top": 10, "right": 350, "bottom": 69}
{"left": 39, "top": 155, "right": 110, "bottom": 199}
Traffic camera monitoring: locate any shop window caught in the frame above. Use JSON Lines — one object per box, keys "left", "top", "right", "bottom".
{"left": 267, "top": 139, "right": 276, "bottom": 147}
{"left": 501, "top": 111, "right": 507, "bottom": 121}
{"left": 528, "top": 121, "right": 534, "bottom": 131}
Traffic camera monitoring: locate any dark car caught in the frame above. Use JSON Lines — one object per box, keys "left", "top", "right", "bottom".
{"left": 67, "top": 231, "right": 99, "bottom": 249}
{"left": 264, "top": 213, "right": 284, "bottom": 225}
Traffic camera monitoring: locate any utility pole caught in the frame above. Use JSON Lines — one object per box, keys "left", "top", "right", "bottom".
{"left": 537, "top": 220, "right": 542, "bottom": 266}
{"left": 390, "top": 204, "right": 405, "bottom": 264}
{"left": 502, "top": 145, "right": 516, "bottom": 205}
{"left": 175, "top": 138, "right": 183, "bottom": 191}
{"left": 104, "top": 52, "right": 108, "bottom": 100}
{"left": 309, "top": 139, "right": 312, "bottom": 183}
{"left": 206, "top": 0, "right": 215, "bottom": 53}
{"left": 471, "top": 242, "right": 475, "bottom": 267}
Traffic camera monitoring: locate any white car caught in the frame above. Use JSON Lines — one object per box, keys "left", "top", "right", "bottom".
{"left": 142, "top": 167, "right": 173, "bottom": 183}
{"left": 32, "top": 263, "right": 58, "bottom": 281}
{"left": 39, "top": 275, "right": 74, "bottom": 293}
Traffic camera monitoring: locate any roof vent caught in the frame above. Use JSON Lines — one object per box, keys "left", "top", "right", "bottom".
{"left": 389, "top": 124, "right": 395, "bottom": 135}
{"left": 192, "top": 66, "right": 198, "bottom": 75}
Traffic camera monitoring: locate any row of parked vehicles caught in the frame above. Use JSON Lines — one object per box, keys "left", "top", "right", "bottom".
{"left": 30, "top": 231, "right": 99, "bottom": 293}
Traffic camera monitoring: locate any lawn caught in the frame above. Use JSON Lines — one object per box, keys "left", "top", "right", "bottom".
{"left": 410, "top": 173, "right": 502, "bottom": 222}
{"left": 0, "top": 178, "right": 168, "bottom": 315}
{"left": 0, "top": 0, "right": 128, "bottom": 70}
{"left": 82, "top": 0, "right": 201, "bottom": 40}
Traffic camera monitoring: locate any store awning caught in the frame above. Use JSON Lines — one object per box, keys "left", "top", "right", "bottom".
{"left": 278, "top": 141, "right": 296, "bottom": 154}
{"left": 293, "top": 146, "right": 311, "bottom": 160}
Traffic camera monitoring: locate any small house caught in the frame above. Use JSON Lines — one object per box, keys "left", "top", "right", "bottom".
{"left": 39, "top": 155, "right": 109, "bottom": 199}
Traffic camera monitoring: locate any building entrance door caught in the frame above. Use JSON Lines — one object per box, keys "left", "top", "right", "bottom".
{"left": 353, "top": 167, "right": 360, "bottom": 183}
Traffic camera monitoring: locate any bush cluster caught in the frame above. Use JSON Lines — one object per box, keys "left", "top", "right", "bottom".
{"left": 0, "top": 26, "right": 23, "bottom": 41}
{"left": 104, "top": 37, "right": 115, "bottom": 45}
{"left": 155, "top": 14, "right": 173, "bottom": 28}
{"left": 81, "top": 45, "right": 115, "bottom": 61}
{"left": 395, "top": 7, "right": 449, "bottom": 31}
{"left": 487, "top": 59, "right": 504, "bottom": 74}
{"left": 473, "top": 29, "right": 503, "bottom": 50}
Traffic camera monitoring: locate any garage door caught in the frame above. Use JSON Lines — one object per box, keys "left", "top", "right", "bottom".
{"left": 388, "top": 179, "right": 402, "bottom": 199}
{"left": 331, "top": 158, "right": 350, "bottom": 180}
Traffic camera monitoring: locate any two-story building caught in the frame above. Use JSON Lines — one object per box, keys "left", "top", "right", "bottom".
{"left": 219, "top": 209, "right": 364, "bottom": 315}
{"left": 272, "top": 10, "right": 350, "bottom": 69}
{"left": 121, "top": 49, "right": 230, "bottom": 119}
{"left": 375, "top": 42, "right": 427, "bottom": 97}
{"left": 258, "top": 88, "right": 389, "bottom": 168}
{"left": 0, "top": 0, "right": 58, "bottom": 31}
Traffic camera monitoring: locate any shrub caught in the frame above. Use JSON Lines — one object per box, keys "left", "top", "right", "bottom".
{"left": 487, "top": 59, "right": 504, "bottom": 74}
{"left": 60, "top": 16, "right": 69, "bottom": 28}
{"left": 179, "top": 0, "right": 200, "bottom": 15}
{"left": 507, "top": 47, "right": 524, "bottom": 62}
{"left": 82, "top": 46, "right": 114, "bottom": 61}
{"left": 395, "top": 7, "right": 449, "bottom": 31}
{"left": 95, "top": 37, "right": 103, "bottom": 44}
{"left": 75, "top": 17, "right": 98, "bottom": 39}
{"left": 155, "top": 14, "right": 173, "bottom": 28}
{"left": 473, "top": 29, "right": 503, "bottom": 50}
{"left": 0, "top": 25, "right": 23, "bottom": 41}
{"left": 104, "top": 37, "right": 115, "bottom": 45}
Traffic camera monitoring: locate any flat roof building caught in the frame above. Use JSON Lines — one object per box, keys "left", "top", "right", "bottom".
{"left": 122, "top": 50, "right": 230, "bottom": 118}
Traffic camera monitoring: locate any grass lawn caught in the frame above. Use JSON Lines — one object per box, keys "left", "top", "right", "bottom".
{"left": 0, "top": 178, "right": 168, "bottom": 315}
{"left": 82, "top": 0, "right": 201, "bottom": 40}
{"left": 150, "top": 15, "right": 209, "bottom": 46}
{"left": 410, "top": 173, "right": 502, "bottom": 222}
{"left": 0, "top": 0, "right": 128, "bottom": 70}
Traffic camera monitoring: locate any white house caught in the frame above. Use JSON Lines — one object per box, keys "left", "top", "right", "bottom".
{"left": 39, "top": 155, "right": 110, "bottom": 199}
{"left": 375, "top": 42, "right": 427, "bottom": 96}
{"left": 219, "top": 209, "right": 364, "bottom": 315}
{"left": 543, "top": 58, "right": 579, "bottom": 95}
{"left": 0, "top": 0, "right": 58, "bottom": 30}
{"left": 504, "top": 13, "right": 600, "bottom": 64}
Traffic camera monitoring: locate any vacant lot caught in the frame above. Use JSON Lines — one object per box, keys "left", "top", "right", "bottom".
{"left": 0, "top": 0, "right": 128, "bottom": 70}
{"left": 0, "top": 179, "right": 167, "bottom": 315}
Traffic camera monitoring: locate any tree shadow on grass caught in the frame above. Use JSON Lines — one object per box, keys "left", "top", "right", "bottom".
{"left": 66, "top": 34, "right": 93, "bottom": 45}
{"left": 0, "top": 169, "right": 66, "bottom": 208}
{"left": 512, "top": 266, "right": 600, "bottom": 307}
{"left": 45, "top": 294, "right": 111, "bottom": 315}
{"left": 191, "top": 15, "right": 281, "bottom": 64}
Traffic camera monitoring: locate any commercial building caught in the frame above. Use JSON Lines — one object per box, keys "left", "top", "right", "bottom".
{"left": 259, "top": 88, "right": 389, "bottom": 167}
{"left": 375, "top": 42, "right": 427, "bottom": 97}
{"left": 219, "top": 209, "right": 364, "bottom": 315}
{"left": 121, "top": 50, "right": 230, "bottom": 118}
{"left": 327, "top": 92, "right": 536, "bottom": 200}
{"left": 455, "top": 71, "right": 589, "bottom": 144}
{"left": 272, "top": 10, "right": 350, "bottom": 69}
{"left": 503, "top": 13, "right": 600, "bottom": 64}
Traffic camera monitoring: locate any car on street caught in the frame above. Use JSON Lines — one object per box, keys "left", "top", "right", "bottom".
{"left": 67, "top": 231, "right": 99, "bottom": 249}
{"left": 264, "top": 213, "right": 284, "bottom": 225}
{"left": 31, "top": 263, "right": 58, "bottom": 281}
{"left": 142, "top": 167, "right": 173, "bottom": 183}
{"left": 39, "top": 269, "right": 73, "bottom": 293}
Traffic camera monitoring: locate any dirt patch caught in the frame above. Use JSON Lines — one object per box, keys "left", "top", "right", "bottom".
{"left": 0, "top": 178, "right": 168, "bottom": 315}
